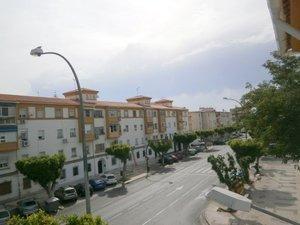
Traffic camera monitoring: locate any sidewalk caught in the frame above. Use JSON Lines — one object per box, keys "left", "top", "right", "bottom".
{"left": 203, "top": 157, "right": 300, "bottom": 225}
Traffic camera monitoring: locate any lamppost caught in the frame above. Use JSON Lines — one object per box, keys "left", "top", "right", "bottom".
{"left": 30, "top": 47, "right": 91, "bottom": 214}
{"left": 223, "top": 97, "right": 247, "bottom": 139}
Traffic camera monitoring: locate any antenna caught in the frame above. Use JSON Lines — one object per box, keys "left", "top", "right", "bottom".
{"left": 37, "top": 90, "right": 40, "bottom": 96}
{"left": 53, "top": 90, "right": 57, "bottom": 98}
{"left": 136, "top": 86, "right": 140, "bottom": 96}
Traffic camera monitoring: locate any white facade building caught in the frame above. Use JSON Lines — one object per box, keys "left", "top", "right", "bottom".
{"left": 0, "top": 89, "right": 189, "bottom": 203}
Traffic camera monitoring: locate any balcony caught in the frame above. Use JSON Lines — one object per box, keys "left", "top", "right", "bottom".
{"left": 84, "top": 117, "right": 94, "bottom": 124}
{"left": 107, "top": 116, "right": 120, "bottom": 124}
{"left": 0, "top": 142, "right": 18, "bottom": 152}
{"left": 85, "top": 132, "right": 95, "bottom": 142}
{"left": 107, "top": 131, "right": 121, "bottom": 139}
{"left": 145, "top": 116, "right": 153, "bottom": 123}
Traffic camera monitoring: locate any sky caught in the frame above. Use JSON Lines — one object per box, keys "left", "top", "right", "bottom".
{"left": 0, "top": 0, "right": 277, "bottom": 111}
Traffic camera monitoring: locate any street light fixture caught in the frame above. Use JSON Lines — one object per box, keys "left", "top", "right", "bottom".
{"left": 222, "top": 97, "right": 242, "bottom": 106}
{"left": 30, "top": 46, "right": 91, "bottom": 214}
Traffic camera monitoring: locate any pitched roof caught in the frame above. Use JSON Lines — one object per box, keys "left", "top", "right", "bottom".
{"left": 126, "top": 95, "right": 152, "bottom": 101}
{"left": 63, "top": 88, "right": 99, "bottom": 96}
{"left": 95, "top": 101, "right": 143, "bottom": 109}
{"left": 0, "top": 94, "right": 78, "bottom": 106}
{"left": 155, "top": 99, "right": 173, "bottom": 103}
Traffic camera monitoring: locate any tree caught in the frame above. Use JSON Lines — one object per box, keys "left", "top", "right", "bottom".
{"left": 229, "top": 139, "right": 263, "bottom": 178}
{"left": 106, "top": 144, "right": 131, "bottom": 187}
{"left": 173, "top": 133, "right": 197, "bottom": 155}
{"left": 240, "top": 52, "right": 300, "bottom": 159}
{"left": 15, "top": 153, "right": 65, "bottom": 197}
{"left": 148, "top": 139, "right": 172, "bottom": 166}
{"left": 207, "top": 153, "right": 242, "bottom": 192}
{"left": 7, "top": 210, "right": 108, "bottom": 225}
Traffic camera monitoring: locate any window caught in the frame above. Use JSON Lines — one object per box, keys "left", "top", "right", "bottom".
{"left": 86, "top": 146, "right": 90, "bottom": 155}
{"left": 0, "top": 136, "right": 5, "bottom": 143}
{"left": 71, "top": 148, "right": 77, "bottom": 157}
{"left": 23, "top": 178, "right": 31, "bottom": 190}
{"left": 124, "top": 110, "right": 129, "bottom": 118}
{"left": 153, "top": 111, "right": 157, "bottom": 117}
{"left": 70, "top": 128, "right": 76, "bottom": 137}
{"left": 0, "top": 181, "right": 11, "bottom": 195}
{"left": 174, "top": 122, "right": 176, "bottom": 127}
{"left": 119, "top": 140, "right": 123, "bottom": 144}
{"left": 108, "top": 110, "right": 119, "bottom": 117}
{"left": 127, "top": 139, "right": 130, "bottom": 145}
{"left": 69, "top": 108, "right": 76, "bottom": 118}
{"left": 148, "top": 149, "right": 152, "bottom": 155}
{"left": 111, "top": 157, "right": 116, "bottom": 165}
{"left": 134, "top": 125, "right": 137, "bottom": 131}
{"left": 143, "top": 150, "right": 145, "bottom": 157}
{"left": 133, "top": 110, "right": 137, "bottom": 117}
{"left": 136, "top": 151, "right": 140, "bottom": 159}
{"left": 57, "top": 129, "right": 63, "bottom": 139}
{"left": 73, "top": 166, "right": 79, "bottom": 176}
{"left": 168, "top": 122, "right": 171, "bottom": 128}
{"left": 60, "top": 169, "right": 66, "bottom": 179}
{"left": 110, "top": 124, "right": 118, "bottom": 133}
{"left": 19, "top": 108, "right": 28, "bottom": 118}
{"left": 135, "top": 138, "right": 138, "bottom": 146}
{"left": 87, "top": 163, "right": 91, "bottom": 172}
{"left": 154, "top": 123, "right": 158, "bottom": 129}
{"left": 38, "top": 130, "right": 45, "bottom": 140}
{"left": 36, "top": 107, "right": 44, "bottom": 119}
{"left": 95, "top": 127, "right": 105, "bottom": 136}
{"left": 0, "top": 107, "right": 8, "bottom": 116}
{"left": 140, "top": 110, "right": 144, "bottom": 117}
{"left": 55, "top": 108, "right": 63, "bottom": 118}
{"left": 123, "top": 125, "right": 129, "bottom": 132}
{"left": 141, "top": 138, "right": 144, "bottom": 144}
{"left": 95, "top": 143, "right": 105, "bottom": 153}
{"left": 0, "top": 159, "right": 9, "bottom": 169}
{"left": 140, "top": 124, "right": 143, "bottom": 130}
{"left": 84, "top": 109, "right": 92, "bottom": 117}
{"left": 58, "top": 149, "right": 64, "bottom": 154}
{"left": 94, "top": 110, "right": 103, "bottom": 118}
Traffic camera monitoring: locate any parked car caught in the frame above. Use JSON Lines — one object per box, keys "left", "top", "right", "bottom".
{"left": 100, "top": 174, "right": 118, "bottom": 185}
{"left": 89, "top": 179, "right": 106, "bottom": 191}
{"left": 169, "top": 154, "right": 179, "bottom": 162}
{"left": 17, "top": 199, "right": 39, "bottom": 216}
{"left": 0, "top": 205, "right": 10, "bottom": 224}
{"left": 173, "top": 152, "right": 184, "bottom": 160}
{"left": 54, "top": 186, "right": 78, "bottom": 202}
{"left": 74, "top": 183, "right": 94, "bottom": 197}
{"left": 158, "top": 155, "right": 174, "bottom": 164}
{"left": 188, "top": 148, "right": 197, "bottom": 156}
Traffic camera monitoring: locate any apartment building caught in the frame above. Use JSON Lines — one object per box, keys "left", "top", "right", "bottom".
{"left": 189, "top": 108, "right": 234, "bottom": 132}
{"left": 0, "top": 89, "right": 189, "bottom": 203}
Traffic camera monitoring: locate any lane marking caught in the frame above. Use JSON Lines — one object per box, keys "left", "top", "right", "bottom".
{"left": 141, "top": 176, "right": 212, "bottom": 225}
{"left": 166, "top": 186, "right": 184, "bottom": 197}
{"left": 107, "top": 212, "right": 124, "bottom": 221}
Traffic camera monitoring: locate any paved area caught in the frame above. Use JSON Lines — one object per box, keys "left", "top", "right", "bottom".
{"left": 56, "top": 145, "right": 230, "bottom": 225}
{"left": 204, "top": 157, "right": 300, "bottom": 225}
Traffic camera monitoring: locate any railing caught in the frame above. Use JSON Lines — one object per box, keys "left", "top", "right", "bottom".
{"left": 0, "top": 142, "right": 18, "bottom": 152}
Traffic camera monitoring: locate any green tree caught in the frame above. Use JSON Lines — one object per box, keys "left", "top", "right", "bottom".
{"left": 106, "top": 144, "right": 131, "bottom": 187}
{"left": 148, "top": 139, "right": 172, "bottom": 166}
{"left": 229, "top": 139, "right": 263, "bottom": 176}
{"left": 15, "top": 153, "right": 65, "bottom": 197}
{"left": 207, "top": 153, "right": 242, "bottom": 192}
{"left": 63, "top": 214, "right": 108, "bottom": 225}
{"left": 240, "top": 52, "right": 300, "bottom": 159}
{"left": 173, "top": 133, "right": 197, "bottom": 155}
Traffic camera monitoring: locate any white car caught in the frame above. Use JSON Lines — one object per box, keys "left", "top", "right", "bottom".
{"left": 100, "top": 174, "right": 118, "bottom": 185}
{"left": 0, "top": 205, "right": 10, "bottom": 225}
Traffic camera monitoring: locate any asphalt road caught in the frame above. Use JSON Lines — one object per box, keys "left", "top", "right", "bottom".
{"left": 58, "top": 145, "right": 230, "bottom": 225}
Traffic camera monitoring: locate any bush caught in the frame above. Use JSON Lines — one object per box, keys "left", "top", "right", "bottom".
{"left": 7, "top": 210, "right": 108, "bottom": 225}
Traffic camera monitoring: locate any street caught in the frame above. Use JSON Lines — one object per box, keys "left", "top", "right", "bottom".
{"left": 57, "top": 145, "right": 230, "bottom": 225}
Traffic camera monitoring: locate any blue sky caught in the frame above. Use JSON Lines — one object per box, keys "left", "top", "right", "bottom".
{"left": 0, "top": 0, "right": 276, "bottom": 110}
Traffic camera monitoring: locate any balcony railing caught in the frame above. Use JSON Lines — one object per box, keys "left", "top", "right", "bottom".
{"left": 107, "top": 131, "right": 121, "bottom": 139}
{"left": 0, "top": 142, "right": 18, "bottom": 152}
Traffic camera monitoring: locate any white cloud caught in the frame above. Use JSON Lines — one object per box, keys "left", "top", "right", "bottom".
{"left": 169, "top": 88, "right": 246, "bottom": 111}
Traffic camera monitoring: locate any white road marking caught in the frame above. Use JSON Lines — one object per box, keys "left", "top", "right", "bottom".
{"left": 108, "top": 212, "right": 124, "bottom": 221}
{"left": 166, "top": 186, "right": 184, "bottom": 197}
{"left": 141, "top": 176, "right": 211, "bottom": 225}
{"left": 201, "top": 168, "right": 211, "bottom": 173}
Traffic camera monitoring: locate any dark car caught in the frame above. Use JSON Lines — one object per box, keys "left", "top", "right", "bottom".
{"left": 158, "top": 155, "right": 174, "bottom": 164}
{"left": 74, "top": 183, "right": 94, "bottom": 197}
{"left": 17, "top": 199, "right": 39, "bottom": 216}
{"left": 54, "top": 186, "right": 78, "bottom": 202}
{"left": 89, "top": 179, "right": 106, "bottom": 191}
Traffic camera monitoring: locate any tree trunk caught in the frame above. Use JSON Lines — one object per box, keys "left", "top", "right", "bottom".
{"left": 122, "top": 160, "right": 127, "bottom": 187}
{"left": 255, "top": 156, "right": 260, "bottom": 174}
{"left": 162, "top": 153, "right": 165, "bottom": 166}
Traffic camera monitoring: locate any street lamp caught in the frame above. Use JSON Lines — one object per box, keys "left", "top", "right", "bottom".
{"left": 222, "top": 97, "right": 242, "bottom": 107}
{"left": 30, "top": 46, "right": 91, "bottom": 214}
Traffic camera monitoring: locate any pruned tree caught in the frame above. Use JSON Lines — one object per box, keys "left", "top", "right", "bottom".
{"left": 106, "top": 144, "right": 131, "bottom": 187}
{"left": 15, "top": 153, "right": 65, "bottom": 197}
{"left": 229, "top": 139, "right": 263, "bottom": 176}
{"left": 148, "top": 139, "right": 172, "bottom": 166}
{"left": 207, "top": 153, "right": 242, "bottom": 192}
{"left": 173, "top": 133, "right": 197, "bottom": 155}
